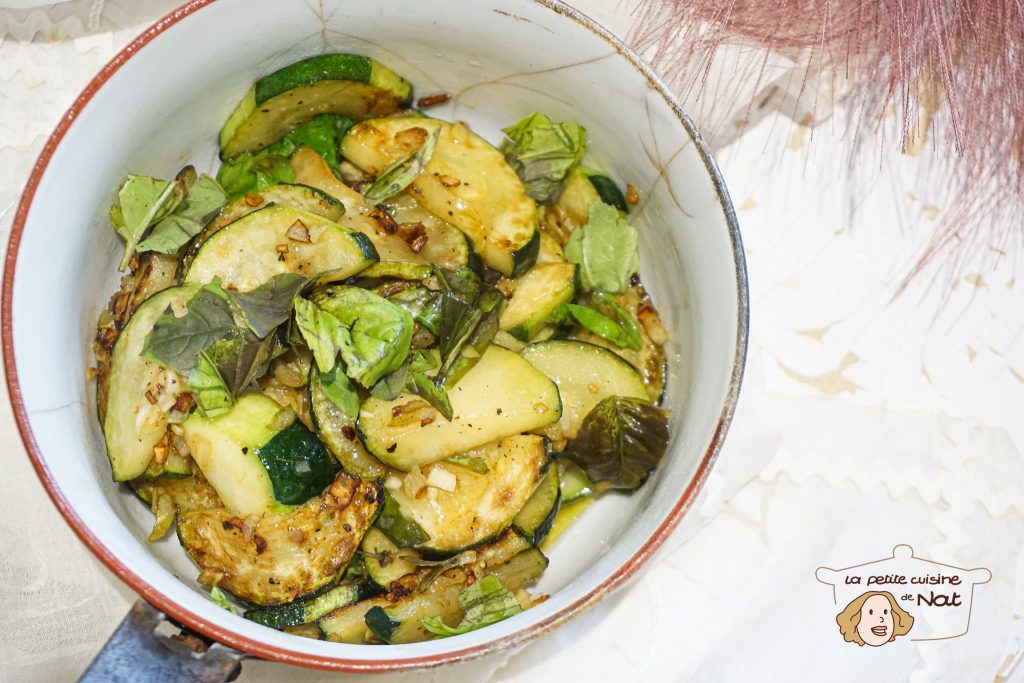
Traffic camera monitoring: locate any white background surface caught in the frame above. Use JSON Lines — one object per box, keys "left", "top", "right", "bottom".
{"left": 1, "top": 2, "right": 1023, "bottom": 681}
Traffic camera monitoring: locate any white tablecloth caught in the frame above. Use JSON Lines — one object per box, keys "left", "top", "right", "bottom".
{"left": 2, "top": 2, "right": 1022, "bottom": 681}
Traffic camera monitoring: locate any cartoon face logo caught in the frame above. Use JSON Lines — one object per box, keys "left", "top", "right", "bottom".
{"left": 836, "top": 591, "right": 914, "bottom": 646}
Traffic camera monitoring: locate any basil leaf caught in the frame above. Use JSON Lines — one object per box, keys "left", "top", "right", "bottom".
{"left": 434, "top": 292, "right": 482, "bottom": 370}
{"left": 554, "top": 296, "right": 642, "bottom": 351}
{"left": 562, "top": 396, "right": 669, "bottom": 492}
{"left": 371, "top": 350, "right": 437, "bottom": 401}
{"left": 564, "top": 202, "right": 639, "bottom": 293}
{"left": 226, "top": 273, "right": 308, "bottom": 339}
{"left": 279, "top": 114, "right": 354, "bottom": 173}
{"left": 500, "top": 112, "right": 586, "bottom": 203}
{"left": 186, "top": 330, "right": 274, "bottom": 416}
{"left": 421, "top": 575, "right": 522, "bottom": 637}
{"left": 387, "top": 285, "right": 436, "bottom": 321}
{"left": 112, "top": 173, "right": 181, "bottom": 269}
{"left": 203, "top": 330, "right": 275, "bottom": 396}
{"left": 370, "top": 361, "right": 412, "bottom": 401}
{"left": 142, "top": 288, "right": 237, "bottom": 375}
{"left": 310, "top": 287, "right": 415, "bottom": 388}
{"left": 187, "top": 353, "right": 233, "bottom": 417}
{"left": 408, "top": 371, "right": 453, "bottom": 421}
{"left": 445, "top": 454, "right": 489, "bottom": 474}
{"left": 362, "top": 128, "right": 439, "bottom": 204}
{"left": 216, "top": 115, "right": 353, "bottom": 200}
{"left": 589, "top": 291, "right": 643, "bottom": 350}
{"left": 293, "top": 297, "right": 351, "bottom": 374}
{"left": 430, "top": 267, "right": 505, "bottom": 379}
{"left": 217, "top": 153, "right": 294, "bottom": 200}
{"left": 316, "top": 365, "right": 360, "bottom": 420}
{"left": 137, "top": 174, "right": 228, "bottom": 255}
{"left": 376, "top": 491, "right": 430, "bottom": 547}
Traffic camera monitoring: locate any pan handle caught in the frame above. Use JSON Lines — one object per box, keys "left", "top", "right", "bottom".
{"left": 79, "top": 600, "right": 246, "bottom": 682}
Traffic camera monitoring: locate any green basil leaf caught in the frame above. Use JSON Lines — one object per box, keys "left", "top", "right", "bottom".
{"left": 444, "top": 454, "right": 489, "bottom": 475}
{"left": 112, "top": 173, "right": 181, "bottom": 269}
{"left": 555, "top": 296, "right": 642, "bottom": 351}
{"left": 589, "top": 291, "right": 643, "bottom": 350}
{"left": 370, "top": 361, "right": 411, "bottom": 401}
{"left": 216, "top": 152, "right": 293, "bottom": 200}
{"left": 187, "top": 353, "right": 234, "bottom": 417}
{"left": 216, "top": 115, "right": 352, "bottom": 200}
{"left": 276, "top": 114, "right": 354, "bottom": 173}
{"left": 562, "top": 303, "right": 626, "bottom": 343}
{"left": 293, "top": 297, "right": 351, "bottom": 374}
{"left": 226, "top": 273, "right": 308, "bottom": 339}
{"left": 407, "top": 371, "right": 453, "bottom": 421}
{"left": 203, "top": 330, "right": 275, "bottom": 396}
{"left": 564, "top": 202, "right": 639, "bottom": 293}
{"left": 430, "top": 267, "right": 505, "bottom": 380}
{"left": 137, "top": 174, "right": 228, "bottom": 255}
{"left": 434, "top": 292, "right": 482, "bottom": 370}
{"left": 376, "top": 491, "right": 430, "bottom": 547}
{"left": 311, "top": 286, "right": 415, "bottom": 388}
{"left": 371, "top": 350, "right": 437, "bottom": 401}
{"left": 500, "top": 112, "right": 586, "bottom": 203}
{"left": 387, "top": 285, "right": 437, "bottom": 322}
{"left": 562, "top": 396, "right": 669, "bottom": 492}
{"left": 421, "top": 575, "right": 522, "bottom": 637}
{"left": 316, "top": 365, "right": 360, "bottom": 420}
{"left": 362, "top": 128, "right": 439, "bottom": 204}
{"left": 142, "top": 288, "right": 238, "bottom": 375}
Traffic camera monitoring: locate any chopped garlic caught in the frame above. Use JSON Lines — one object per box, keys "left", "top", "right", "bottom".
{"left": 427, "top": 465, "right": 457, "bottom": 492}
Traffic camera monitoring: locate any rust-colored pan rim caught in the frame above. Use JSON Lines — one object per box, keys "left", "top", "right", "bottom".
{"left": 2, "top": 0, "right": 748, "bottom": 672}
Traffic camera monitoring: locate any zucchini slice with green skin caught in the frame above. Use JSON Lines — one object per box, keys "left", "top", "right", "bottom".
{"left": 587, "top": 174, "right": 630, "bottom": 213}
{"left": 357, "top": 548, "right": 547, "bottom": 643}
{"left": 521, "top": 340, "right": 649, "bottom": 440}
{"left": 244, "top": 583, "right": 373, "bottom": 629}
{"left": 103, "top": 284, "right": 198, "bottom": 482}
{"left": 318, "top": 530, "right": 540, "bottom": 643}
{"left": 358, "top": 261, "right": 434, "bottom": 281}
{"left": 512, "top": 461, "right": 561, "bottom": 546}
{"left": 290, "top": 146, "right": 470, "bottom": 269}
{"left": 554, "top": 168, "right": 599, "bottom": 227}
{"left": 183, "top": 203, "right": 377, "bottom": 291}
{"left": 182, "top": 183, "right": 344, "bottom": 272}
{"left": 569, "top": 282, "right": 668, "bottom": 402}
{"left": 537, "top": 230, "right": 565, "bottom": 264}
{"left": 361, "top": 527, "right": 420, "bottom": 590}
{"left": 500, "top": 262, "right": 576, "bottom": 341}
{"left": 380, "top": 191, "right": 473, "bottom": 271}
{"left": 131, "top": 470, "right": 222, "bottom": 511}
{"left": 557, "top": 459, "right": 594, "bottom": 504}
{"left": 341, "top": 117, "right": 539, "bottom": 276}
{"left": 555, "top": 168, "right": 629, "bottom": 225}
{"left": 142, "top": 452, "right": 193, "bottom": 479}
{"left": 177, "top": 472, "right": 382, "bottom": 606}
{"left": 358, "top": 345, "right": 561, "bottom": 470}
{"left": 220, "top": 54, "right": 411, "bottom": 159}
{"left": 182, "top": 392, "right": 338, "bottom": 515}
{"left": 309, "top": 366, "right": 392, "bottom": 480}
{"left": 389, "top": 434, "right": 551, "bottom": 553}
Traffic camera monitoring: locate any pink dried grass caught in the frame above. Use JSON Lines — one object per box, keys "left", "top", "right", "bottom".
{"left": 629, "top": 0, "right": 1024, "bottom": 289}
